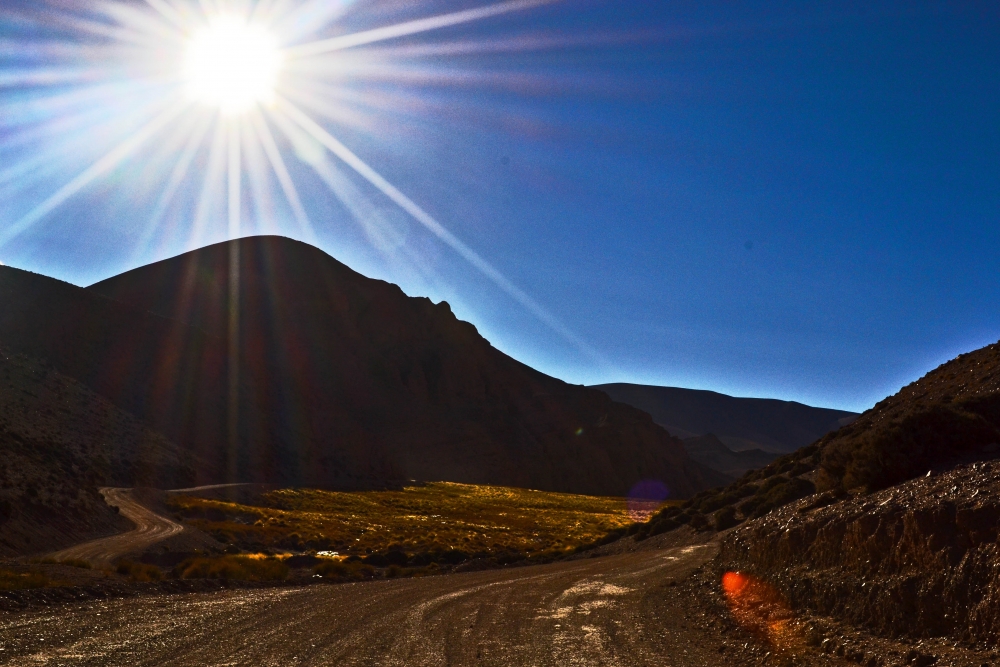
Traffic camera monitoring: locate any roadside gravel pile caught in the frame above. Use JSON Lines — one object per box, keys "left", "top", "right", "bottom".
{"left": 720, "top": 459, "right": 1000, "bottom": 648}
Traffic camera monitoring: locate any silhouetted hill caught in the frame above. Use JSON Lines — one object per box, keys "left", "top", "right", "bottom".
{"left": 594, "top": 383, "right": 857, "bottom": 453}
{"left": 631, "top": 338, "right": 1000, "bottom": 539}
{"left": 0, "top": 345, "right": 195, "bottom": 555}
{"left": 682, "top": 434, "right": 778, "bottom": 477}
{"left": 0, "top": 236, "right": 725, "bottom": 498}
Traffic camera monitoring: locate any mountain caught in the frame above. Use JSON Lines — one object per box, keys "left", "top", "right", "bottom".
{"left": 0, "top": 236, "right": 727, "bottom": 499}
{"left": 593, "top": 383, "right": 857, "bottom": 453}
{"left": 681, "top": 434, "right": 779, "bottom": 477}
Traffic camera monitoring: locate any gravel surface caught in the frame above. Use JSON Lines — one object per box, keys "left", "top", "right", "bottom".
{"left": 0, "top": 542, "right": 782, "bottom": 666}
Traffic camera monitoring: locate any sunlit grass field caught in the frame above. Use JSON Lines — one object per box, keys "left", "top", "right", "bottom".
{"left": 168, "top": 482, "right": 645, "bottom": 560}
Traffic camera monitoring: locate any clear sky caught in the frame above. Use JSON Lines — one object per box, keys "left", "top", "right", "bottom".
{"left": 0, "top": 1, "right": 998, "bottom": 413}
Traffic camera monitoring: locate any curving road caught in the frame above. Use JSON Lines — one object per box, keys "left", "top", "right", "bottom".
{"left": 46, "top": 488, "right": 184, "bottom": 567}
{"left": 0, "top": 543, "right": 738, "bottom": 666}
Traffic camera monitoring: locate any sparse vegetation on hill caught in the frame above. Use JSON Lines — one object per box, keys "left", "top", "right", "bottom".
{"left": 168, "top": 482, "right": 634, "bottom": 564}
{"left": 721, "top": 459, "right": 1000, "bottom": 646}
{"left": 0, "top": 346, "right": 197, "bottom": 556}
{"left": 626, "top": 340, "right": 1000, "bottom": 542}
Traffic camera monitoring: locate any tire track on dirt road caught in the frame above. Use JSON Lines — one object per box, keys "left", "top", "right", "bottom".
{"left": 0, "top": 543, "right": 733, "bottom": 666}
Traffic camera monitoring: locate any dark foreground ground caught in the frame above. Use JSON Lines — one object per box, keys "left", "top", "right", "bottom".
{"left": 0, "top": 541, "right": 770, "bottom": 667}
{"left": 3, "top": 534, "right": 996, "bottom": 666}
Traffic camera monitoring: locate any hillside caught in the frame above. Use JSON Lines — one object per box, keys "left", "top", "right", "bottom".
{"left": 720, "top": 459, "right": 1000, "bottom": 649}
{"left": 0, "top": 346, "right": 194, "bottom": 556}
{"left": 595, "top": 383, "right": 856, "bottom": 453}
{"left": 615, "top": 338, "right": 1000, "bottom": 653}
{"left": 632, "top": 338, "right": 1000, "bottom": 537}
{"left": 0, "top": 236, "right": 726, "bottom": 498}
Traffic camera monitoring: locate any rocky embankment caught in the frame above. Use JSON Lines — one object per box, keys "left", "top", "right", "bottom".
{"left": 720, "top": 459, "right": 1000, "bottom": 645}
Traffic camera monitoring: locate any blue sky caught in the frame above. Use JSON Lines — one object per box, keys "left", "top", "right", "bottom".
{"left": 1, "top": 0, "right": 998, "bottom": 412}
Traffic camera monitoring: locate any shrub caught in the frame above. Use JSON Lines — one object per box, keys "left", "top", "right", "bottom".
{"left": 59, "top": 558, "right": 91, "bottom": 569}
{"left": 0, "top": 569, "right": 48, "bottom": 590}
{"left": 116, "top": 561, "right": 162, "bottom": 582}
{"left": 176, "top": 555, "right": 289, "bottom": 582}
{"left": 313, "top": 560, "right": 375, "bottom": 581}
{"left": 820, "top": 402, "right": 1000, "bottom": 493}
{"left": 714, "top": 506, "right": 740, "bottom": 530}
{"left": 750, "top": 478, "right": 816, "bottom": 519}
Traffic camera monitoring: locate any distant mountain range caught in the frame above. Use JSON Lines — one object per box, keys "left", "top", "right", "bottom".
{"left": 593, "top": 383, "right": 858, "bottom": 454}
{"left": 679, "top": 434, "right": 779, "bottom": 477}
{"left": 0, "top": 236, "right": 728, "bottom": 534}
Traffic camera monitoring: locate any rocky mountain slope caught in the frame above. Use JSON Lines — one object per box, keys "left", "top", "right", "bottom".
{"left": 632, "top": 339, "right": 1000, "bottom": 540}
{"left": 0, "top": 346, "right": 194, "bottom": 556}
{"left": 596, "top": 383, "right": 856, "bottom": 453}
{"left": 720, "top": 459, "right": 1000, "bottom": 647}
{"left": 0, "top": 236, "right": 727, "bottom": 498}
{"left": 613, "top": 339, "right": 1000, "bottom": 655}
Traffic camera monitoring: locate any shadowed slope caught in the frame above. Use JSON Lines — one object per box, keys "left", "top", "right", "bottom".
{"left": 595, "top": 383, "right": 857, "bottom": 453}
{"left": 0, "top": 347, "right": 194, "bottom": 555}
{"left": 631, "top": 338, "right": 1000, "bottom": 541}
{"left": 79, "top": 236, "right": 725, "bottom": 497}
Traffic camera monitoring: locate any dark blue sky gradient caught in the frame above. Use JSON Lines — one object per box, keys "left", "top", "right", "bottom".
{"left": 1, "top": 1, "right": 998, "bottom": 412}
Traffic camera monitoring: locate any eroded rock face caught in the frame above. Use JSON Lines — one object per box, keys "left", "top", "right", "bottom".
{"left": 720, "top": 460, "right": 1000, "bottom": 643}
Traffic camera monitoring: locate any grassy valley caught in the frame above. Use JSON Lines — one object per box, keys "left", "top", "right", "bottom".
{"left": 168, "top": 482, "right": 643, "bottom": 564}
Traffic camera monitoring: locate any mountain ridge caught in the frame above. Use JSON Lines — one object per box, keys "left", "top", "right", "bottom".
{"left": 0, "top": 235, "right": 727, "bottom": 500}
{"left": 594, "top": 382, "right": 857, "bottom": 453}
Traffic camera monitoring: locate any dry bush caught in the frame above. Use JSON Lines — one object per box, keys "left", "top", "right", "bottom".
{"left": 0, "top": 569, "right": 48, "bottom": 590}
{"left": 175, "top": 555, "right": 288, "bottom": 582}
{"left": 312, "top": 560, "right": 375, "bottom": 581}
{"left": 169, "top": 482, "right": 632, "bottom": 560}
{"left": 115, "top": 560, "right": 162, "bottom": 582}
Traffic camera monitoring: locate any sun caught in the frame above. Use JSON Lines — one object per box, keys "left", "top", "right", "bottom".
{"left": 183, "top": 17, "right": 283, "bottom": 115}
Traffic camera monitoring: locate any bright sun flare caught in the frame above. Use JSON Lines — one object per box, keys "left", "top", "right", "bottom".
{"left": 0, "top": 0, "right": 584, "bottom": 359}
{"left": 183, "top": 18, "right": 282, "bottom": 115}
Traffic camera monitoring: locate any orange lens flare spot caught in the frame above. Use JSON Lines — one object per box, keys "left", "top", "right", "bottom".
{"left": 721, "top": 571, "right": 803, "bottom": 652}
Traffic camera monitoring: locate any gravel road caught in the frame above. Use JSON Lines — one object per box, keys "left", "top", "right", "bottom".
{"left": 0, "top": 542, "right": 737, "bottom": 666}
{"left": 45, "top": 488, "right": 183, "bottom": 567}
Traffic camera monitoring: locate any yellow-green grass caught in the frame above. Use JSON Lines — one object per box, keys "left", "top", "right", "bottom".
{"left": 168, "top": 482, "right": 659, "bottom": 558}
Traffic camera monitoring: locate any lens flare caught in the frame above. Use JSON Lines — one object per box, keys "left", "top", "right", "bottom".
{"left": 626, "top": 479, "right": 669, "bottom": 521}
{"left": 183, "top": 17, "right": 283, "bottom": 115}
{"left": 721, "top": 571, "right": 804, "bottom": 652}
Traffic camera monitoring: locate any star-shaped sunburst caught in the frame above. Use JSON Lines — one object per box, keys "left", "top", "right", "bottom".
{"left": 0, "top": 0, "right": 606, "bottom": 359}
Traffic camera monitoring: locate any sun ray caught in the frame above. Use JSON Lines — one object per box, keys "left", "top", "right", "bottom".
{"left": 284, "top": 0, "right": 557, "bottom": 59}
{"left": 140, "top": 0, "right": 189, "bottom": 32}
{"left": 243, "top": 116, "right": 279, "bottom": 235}
{"left": 248, "top": 110, "right": 314, "bottom": 240}
{"left": 273, "top": 98, "right": 604, "bottom": 363}
{"left": 268, "top": 0, "right": 356, "bottom": 43}
{"left": 189, "top": 121, "right": 229, "bottom": 249}
{"left": 0, "top": 98, "right": 170, "bottom": 192}
{"left": 96, "top": 2, "right": 187, "bottom": 43}
{"left": 228, "top": 119, "right": 242, "bottom": 239}
{"left": 130, "top": 113, "right": 214, "bottom": 261}
{"left": 0, "top": 100, "right": 189, "bottom": 249}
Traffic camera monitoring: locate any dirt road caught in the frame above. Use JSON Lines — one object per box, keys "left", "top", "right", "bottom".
{"left": 0, "top": 542, "right": 744, "bottom": 666}
{"left": 46, "top": 488, "right": 183, "bottom": 567}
